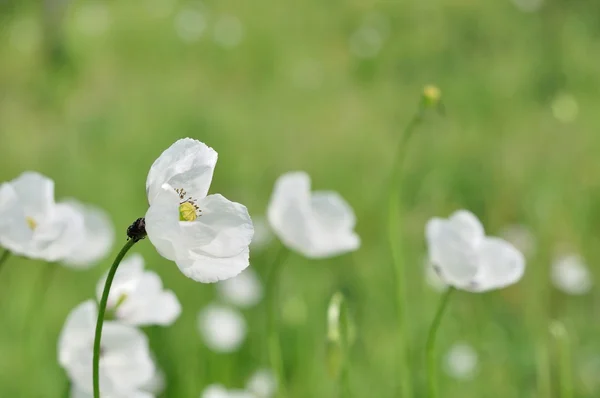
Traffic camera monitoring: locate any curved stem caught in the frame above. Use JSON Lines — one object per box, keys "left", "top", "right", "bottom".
{"left": 0, "top": 249, "right": 12, "bottom": 274}
{"left": 266, "top": 246, "right": 291, "bottom": 398}
{"left": 93, "top": 238, "right": 138, "bottom": 398}
{"left": 426, "top": 287, "right": 455, "bottom": 398}
{"left": 387, "top": 111, "right": 422, "bottom": 398}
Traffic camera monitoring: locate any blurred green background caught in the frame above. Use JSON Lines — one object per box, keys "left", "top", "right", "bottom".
{"left": 1, "top": 0, "right": 600, "bottom": 396}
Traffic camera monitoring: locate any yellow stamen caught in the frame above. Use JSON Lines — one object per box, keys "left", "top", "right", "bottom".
{"left": 422, "top": 84, "right": 441, "bottom": 106}
{"left": 26, "top": 217, "right": 37, "bottom": 230}
{"left": 179, "top": 202, "right": 198, "bottom": 222}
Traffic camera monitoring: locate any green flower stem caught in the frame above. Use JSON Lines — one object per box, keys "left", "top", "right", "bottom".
{"left": 426, "top": 287, "right": 455, "bottom": 398}
{"left": 266, "top": 245, "right": 291, "bottom": 398}
{"left": 551, "top": 321, "right": 573, "bottom": 398}
{"left": 387, "top": 111, "right": 423, "bottom": 398}
{"left": 93, "top": 238, "right": 138, "bottom": 398}
{"left": 0, "top": 249, "right": 11, "bottom": 273}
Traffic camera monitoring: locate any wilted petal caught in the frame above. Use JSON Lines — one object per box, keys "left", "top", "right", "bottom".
{"left": 146, "top": 138, "right": 217, "bottom": 205}
{"left": 469, "top": 238, "right": 525, "bottom": 292}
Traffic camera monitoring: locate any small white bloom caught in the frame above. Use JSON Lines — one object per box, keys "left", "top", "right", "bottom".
{"left": 145, "top": 138, "right": 254, "bottom": 283}
{"left": 197, "top": 303, "right": 247, "bottom": 352}
{"left": 250, "top": 216, "right": 273, "bottom": 250}
{"left": 426, "top": 210, "right": 525, "bottom": 292}
{"left": 61, "top": 199, "right": 115, "bottom": 268}
{"left": 444, "top": 342, "right": 478, "bottom": 380}
{"left": 58, "top": 300, "right": 155, "bottom": 395}
{"left": 96, "top": 253, "right": 181, "bottom": 326}
{"left": 499, "top": 224, "right": 536, "bottom": 258}
{"left": 0, "top": 172, "right": 85, "bottom": 261}
{"left": 551, "top": 254, "right": 592, "bottom": 295}
{"left": 267, "top": 172, "right": 360, "bottom": 258}
{"left": 213, "top": 15, "right": 244, "bottom": 48}
{"left": 217, "top": 267, "right": 263, "bottom": 308}
{"left": 201, "top": 385, "right": 254, "bottom": 398}
{"left": 246, "top": 369, "right": 277, "bottom": 398}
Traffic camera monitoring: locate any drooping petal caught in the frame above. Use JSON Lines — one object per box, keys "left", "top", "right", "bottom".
{"left": 0, "top": 182, "right": 32, "bottom": 253}
{"left": 145, "top": 184, "right": 181, "bottom": 260}
{"left": 425, "top": 218, "right": 479, "bottom": 288}
{"left": 468, "top": 237, "right": 525, "bottom": 292}
{"left": 176, "top": 246, "right": 250, "bottom": 283}
{"left": 181, "top": 194, "right": 254, "bottom": 258}
{"left": 447, "top": 210, "right": 485, "bottom": 246}
{"left": 146, "top": 138, "right": 217, "bottom": 205}
{"left": 10, "top": 171, "right": 55, "bottom": 222}
{"left": 267, "top": 172, "right": 313, "bottom": 255}
{"left": 61, "top": 200, "right": 115, "bottom": 268}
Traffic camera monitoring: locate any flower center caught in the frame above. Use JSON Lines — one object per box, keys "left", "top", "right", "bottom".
{"left": 175, "top": 188, "right": 201, "bottom": 222}
{"left": 26, "top": 217, "right": 37, "bottom": 230}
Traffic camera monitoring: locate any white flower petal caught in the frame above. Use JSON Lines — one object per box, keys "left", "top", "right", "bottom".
{"left": 146, "top": 138, "right": 217, "bottom": 205}
{"left": 29, "top": 202, "right": 85, "bottom": 261}
{"left": 96, "top": 253, "right": 145, "bottom": 310}
{"left": 145, "top": 184, "right": 181, "bottom": 260}
{"left": 425, "top": 217, "right": 479, "bottom": 288}
{"left": 217, "top": 267, "right": 263, "bottom": 308}
{"left": 202, "top": 384, "right": 229, "bottom": 398}
{"left": 246, "top": 369, "right": 277, "bottom": 398}
{"left": 444, "top": 342, "right": 478, "bottom": 380}
{"left": 61, "top": 200, "right": 115, "bottom": 268}
{"left": 447, "top": 210, "right": 485, "bottom": 246}
{"left": 197, "top": 304, "right": 247, "bottom": 352}
{"left": 0, "top": 182, "right": 32, "bottom": 252}
{"left": 469, "top": 237, "right": 525, "bottom": 292}
{"left": 177, "top": 247, "right": 250, "bottom": 283}
{"left": 10, "top": 171, "right": 55, "bottom": 222}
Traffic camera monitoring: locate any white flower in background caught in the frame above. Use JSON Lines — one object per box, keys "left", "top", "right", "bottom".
{"left": 423, "top": 257, "right": 448, "bottom": 293}
{"left": 175, "top": 7, "right": 206, "bottom": 42}
{"left": 499, "top": 224, "right": 536, "bottom": 258}
{"left": 96, "top": 253, "right": 181, "bottom": 326}
{"left": 267, "top": 172, "right": 360, "bottom": 258}
{"left": 250, "top": 217, "right": 273, "bottom": 251}
{"left": 426, "top": 210, "right": 525, "bottom": 292}
{"left": 145, "top": 138, "right": 254, "bottom": 283}
{"left": 0, "top": 172, "right": 85, "bottom": 261}
{"left": 61, "top": 199, "right": 115, "bottom": 268}
{"left": 71, "top": 387, "right": 153, "bottom": 398}
{"left": 214, "top": 15, "right": 244, "bottom": 48}
{"left": 197, "top": 303, "right": 247, "bottom": 352}
{"left": 141, "top": 368, "right": 166, "bottom": 396}
{"left": 246, "top": 369, "right": 277, "bottom": 398}
{"left": 58, "top": 300, "right": 154, "bottom": 395}
{"left": 201, "top": 384, "right": 254, "bottom": 398}
{"left": 444, "top": 342, "right": 478, "bottom": 380}
{"left": 551, "top": 254, "right": 592, "bottom": 295}
{"left": 217, "top": 267, "right": 263, "bottom": 308}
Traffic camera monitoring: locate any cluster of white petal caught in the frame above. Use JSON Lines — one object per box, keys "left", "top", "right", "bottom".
{"left": 0, "top": 171, "right": 114, "bottom": 267}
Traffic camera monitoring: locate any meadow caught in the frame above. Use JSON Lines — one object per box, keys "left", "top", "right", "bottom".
{"left": 1, "top": 0, "right": 600, "bottom": 397}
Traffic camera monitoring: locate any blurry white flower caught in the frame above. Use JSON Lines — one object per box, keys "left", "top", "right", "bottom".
{"left": 71, "top": 387, "right": 153, "bottom": 398}
{"left": 201, "top": 384, "right": 254, "bottom": 398}
{"left": 246, "top": 369, "right": 277, "bottom": 398}
{"left": 511, "top": 0, "right": 544, "bottom": 13}
{"left": 349, "top": 27, "right": 383, "bottom": 58}
{"left": 197, "top": 304, "right": 247, "bottom": 352}
{"left": 267, "top": 172, "right": 360, "bottom": 258}
{"left": 250, "top": 217, "right": 273, "bottom": 250}
{"left": 61, "top": 200, "right": 115, "bottom": 268}
{"left": 73, "top": 1, "right": 111, "bottom": 37}
{"left": 9, "top": 17, "right": 40, "bottom": 55}
{"left": 444, "top": 342, "right": 478, "bottom": 380}
{"left": 175, "top": 8, "right": 206, "bottom": 42}
{"left": 551, "top": 254, "right": 592, "bottom": 295}
{"left": 551, "top": 93, "right": 579, "bottom": 123}
{"left": 141, "top": 367, "right": 166, "bottom": 396}
{"left": 499, "top": 224, "right": 536, "bottom": 258}
{"left": 214, "top": 15, "right": 244, "bottom": 48}
{"left": 58, "top": 300, "right": 154, "bottom": 395}
{"left": 217, "top": 267, "right": 263, "bottom": 308}
{"left": 424, "top": 257, "right": 448, "bottom": 293}
{"left": 0, "top": 172, "right": 85, "bottom": 261}
{"left": 426, "top": 210, "right": 525, "bottom": 292}
{"left": 145, "top": 138, "right": 254, "bottom": 283}
{"left": 96, "top": 253, "right": 181, "bottom": 326}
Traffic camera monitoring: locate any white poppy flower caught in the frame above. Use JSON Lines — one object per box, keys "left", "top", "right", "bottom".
{"left": 197, "top": 303, "right": 247, "bottom": 352}
{"left": 61, "top": 199, "right": 115, "bottom": 268}
{"left": 96, "top": 253, "right": 181, "bottom": 326}
{"left": 58, "top": 300, "right": 154, "bottom": 395}
{"left": 201, "top": 385, "right": 254, "bottom": 398}
{"left": 425, "top": 210, "right": 525, "bottom": 292}
{"left": 551, "top": 254, "right": 592, "bottom": 295}
{"left": 217, "top": 267, "right": 263, "bottom": 308}
{"left": 267, "top": 172, "right": 360, "bottom": 258}
{"left": 246, "top": 369, "right": 277, "bottom": 398}
{"left": 145, "top": 138, "right": 254, "bottom": 283}
{"left": 444, "top": 342, "right": 478, "bottom": 380}
{"left": 423, "top": 257, "right": 448, "bottom": 293}
{"left": 0, "top": 172, "right": 85, "bottom": 261}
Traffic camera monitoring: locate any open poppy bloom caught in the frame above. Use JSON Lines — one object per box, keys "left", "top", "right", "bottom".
{"left": 145, "top": 139, "right": 254, "bottom": 283}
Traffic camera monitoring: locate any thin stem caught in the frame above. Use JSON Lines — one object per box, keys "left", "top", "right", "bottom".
{"left": 551, "top": 321, "right": 573, "bottom": 398}
{"left": 93, "top": 238, "right": 138, "bottom": 398}
{"left": 266, "top": 245, "right": 291, "bottom": 398}
{"left": 426, "top": 287, "right": 455, "bottom": 398}
{"left": 0, "top": 249, "right": 11, "bottom": 274}
{"left": 387, "top": 111, "right": 423, "bottom": 398}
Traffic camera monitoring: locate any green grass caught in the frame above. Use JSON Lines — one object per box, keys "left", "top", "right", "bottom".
{"left": 1, "top": 0, "right": 600, "bottom": 396}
